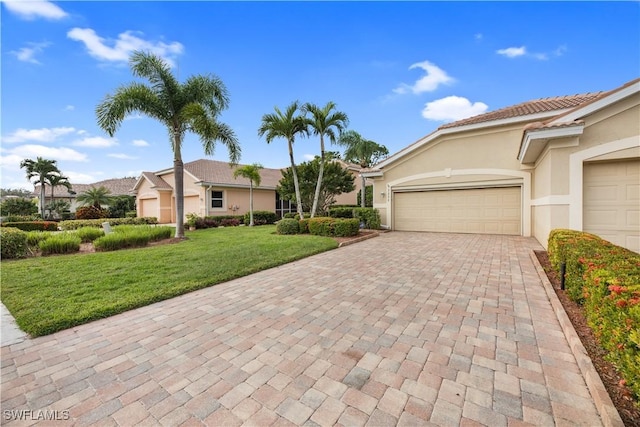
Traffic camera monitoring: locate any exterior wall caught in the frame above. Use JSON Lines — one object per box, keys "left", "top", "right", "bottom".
{"left": 333, "top": 170, "right": 368, "bottom": 206}
{"left": 205, "top": 188, "right": 276, "bottom": 217}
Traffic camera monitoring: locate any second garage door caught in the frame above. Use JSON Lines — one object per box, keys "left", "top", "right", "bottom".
{"left": 393, "top": 187, "right": 521, "bottom": 235}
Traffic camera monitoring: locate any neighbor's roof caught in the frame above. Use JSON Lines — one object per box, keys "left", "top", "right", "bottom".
{"left": 139, "top": 172, "right": 172, "bottom": 190}
{"left": 34, "top": 177, "right": 137, "bottom": 198}
{"left": 185, "top": 159, "right": 283, "bottom": 189}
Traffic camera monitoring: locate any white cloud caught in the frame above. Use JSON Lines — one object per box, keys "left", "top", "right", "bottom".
{"left": 108, "top": 153, "right": 137, "bottom": 160}
{"left": 303, "top": 154, "right": 315, "bottom": 161}
{"left": 421, "top": 96, "right": 489, "bottom": 122}
{"left": 393, "top": 61, "right": 454, "bottom": 95}
{"left": 132, "top": 139, "right": 150, "bottom": 147}
{"left": 10, "top": 41, "right": 51, "bottom": 64}
{"left": 64, "top": 105, "right": 75, "bottom": 111}
{"left": 65, "top": 171, "right": 98, "bottom": 184}
{"left": 73, "top": 136, "right": 118, "bottom": 148}
{"left": 1, "top": 0, "right": 68, "bottom": 20}
{"left": 496, "top": 46, "right": 527, "bottom": 58}
{"left": 474, "top": 33, "right": 483, "bottom": 41}
{"left": 554, "top": 45, "right": 568, "bottom": 57}
{"left": 67, "top": 28, "right": 184, "bottom": 67}
{"left": 4, "top": 144, "right": 88, "bottom": 162}
{"left": 2, "top": 127, "right": 76, "bottom": 143}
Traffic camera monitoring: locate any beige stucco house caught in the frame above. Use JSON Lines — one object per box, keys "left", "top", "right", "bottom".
{"left": 364, "top": 78, "right": 639, "bottom": 253}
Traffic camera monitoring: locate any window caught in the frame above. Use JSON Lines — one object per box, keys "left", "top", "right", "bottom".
{"left": 275, "top": 193, "right": 296, "bottom": 218}
{"left": 211, "top": 191, "right": 224, "bottom": 209}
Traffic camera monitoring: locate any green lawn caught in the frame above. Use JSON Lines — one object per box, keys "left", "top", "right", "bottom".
{"left": 1, "top": 226, "right": 338, "bottom": 337}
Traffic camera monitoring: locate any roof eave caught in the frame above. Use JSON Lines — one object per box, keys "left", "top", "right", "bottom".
{"left": 518, "top": 124, "right": 585, "bottom": 164}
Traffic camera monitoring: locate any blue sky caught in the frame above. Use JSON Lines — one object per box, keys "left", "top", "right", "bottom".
{"left": 1, "top": 1, "right": 639, "bottom": 190}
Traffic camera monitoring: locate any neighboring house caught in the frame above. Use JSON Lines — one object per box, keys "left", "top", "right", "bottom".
{"left": 364, "top": 78, "right": 640, "bottom": 253}
{"left": 34, "top": 178, "right": 138, "bottom": 213}
{"left": 332, "top": 160, "right": 372, "bottom": 206}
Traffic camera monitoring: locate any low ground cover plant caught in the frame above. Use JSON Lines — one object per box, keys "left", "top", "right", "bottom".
{"left": 1, "top": 226, "right": 337, "bottom": 336}
{"left": 548, "top": 229, "right": 640, "bottom": 402}
{"left": 39, "top": 233, "right": 81, "bottom": 255}
{"left": 59, "top": 217, "right": 158, "bottom": 230}
{"left": 75, "top": 227, "right": 105, "bottom": 243}
{"left": 93, "top": 225, "right": 172, "bottom": 251}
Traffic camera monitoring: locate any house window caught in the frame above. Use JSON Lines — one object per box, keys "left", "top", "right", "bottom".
{"left": 275, "top": 193, "right": 296, "bottom": 218}
{"left": 211, "top": 191, "right": 224, "bottom": 209}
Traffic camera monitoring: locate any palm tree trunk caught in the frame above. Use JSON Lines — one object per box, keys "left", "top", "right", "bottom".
{"left": 249, "top": 182, "right": 254, "bottom": 226}
{"left": 39, "top": 179, "right": 46, "bottom": 217}
{"left": 288, "top": 140, "right": 304, "bottom": 218}
{"left": 361, "top": 174, "right": 366, "bottom": 208}
{"left": 173, "top": 132, "right": 185, "bottom": 238}
{"left": 310, "top": 136, "right": 325, "bottom": 218}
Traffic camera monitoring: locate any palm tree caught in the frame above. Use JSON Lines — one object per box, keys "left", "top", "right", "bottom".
{"left": 258, "top": 101, "right": 308, "bottom": 218}
{"left": 337, "top": 130, "right": 389, "bottom": 207}
{"left": 303, "top": 102, "right": 349, "bottom": 217}
{"left": 19, "top": 157, "right": 61, "bottom": 216}
{"left": 233, "top": 163, "right": 262, "bottom": 226}
{"left": 96, "top": 51, "right": 240, "bottom": 238}
{"left": 76, "top": 186, "right": 112, "bottom": 209}
{"left": 45, "top": 174, "right": 72, "bottom": 217}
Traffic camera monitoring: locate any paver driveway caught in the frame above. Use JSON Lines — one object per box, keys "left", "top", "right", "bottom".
{"left": 1, "top": 232, "right": 607, "bottom": 426}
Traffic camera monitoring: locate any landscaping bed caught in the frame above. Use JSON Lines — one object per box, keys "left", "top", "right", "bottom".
{"left": 535, "top": 250, "right": 640, "bottom": 426}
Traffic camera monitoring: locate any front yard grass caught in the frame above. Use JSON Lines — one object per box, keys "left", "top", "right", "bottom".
{"left": 1, "top": 225, "right": 337, "bottom": 337}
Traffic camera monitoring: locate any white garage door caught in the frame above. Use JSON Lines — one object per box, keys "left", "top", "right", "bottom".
{"left": 584, "top": 159, "right": 640, "bottom": 253}
{"left": 394, "top": 187, "right": 521, "bottom": 235}
{"left": 139, "top": 198, "right": 157, "bottom": 218}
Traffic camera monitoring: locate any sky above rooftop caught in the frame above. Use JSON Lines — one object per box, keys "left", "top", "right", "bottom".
{"left": 1, "top": 0, "right": 639, "bottom": 190}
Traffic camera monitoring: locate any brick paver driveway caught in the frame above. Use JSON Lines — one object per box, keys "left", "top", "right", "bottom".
{"left": 1, "top": 232, "right": 607, "bottom": 426}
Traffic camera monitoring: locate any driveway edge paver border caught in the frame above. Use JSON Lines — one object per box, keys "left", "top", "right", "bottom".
{"left": 530, "top": 251, "right": 624, "bottom": 427}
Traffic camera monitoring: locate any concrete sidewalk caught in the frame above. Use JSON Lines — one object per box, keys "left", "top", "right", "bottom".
{"left": 0, "top": 232, "right": 620, "bottom": 426}
{"left": 1, "top": 302, "right": 27, "bottom": 347}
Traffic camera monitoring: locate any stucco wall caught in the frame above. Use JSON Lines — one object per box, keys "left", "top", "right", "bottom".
{"left": 206, "top": 188, "right": 275, "bottom": 217}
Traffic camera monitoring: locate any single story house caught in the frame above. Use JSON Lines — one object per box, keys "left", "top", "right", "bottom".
{"left": 34, "top": 177, "right": 137, "bottom": 213}
{"left": 364, "top": 78, "right": 639, "bottom": 253}
{"left": 134, "top": 159, "right": 365, "bottom": 223}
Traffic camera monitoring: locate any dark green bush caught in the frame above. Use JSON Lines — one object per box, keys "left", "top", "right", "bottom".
{"left": 333, "top": 218, "right": 360, "bottom": 237}
{"left": 328, "top": 207, "right": 354, "bottom": 218}
{"left": 308, "top": 217, "right": 334, "bottom": 236}
{"left": 1, "top": 221, "right": 58, "bottom": 231}
{"left": 283, "top": 212, "right": 296, "bottom": 219}
{"left": 548, "top": 229, "right": 640, "bottom": 402}
{"left": 0, "top": 227, "right": 28, "bottom": 259}
{"left": 298, "top": 218, "right": 310, "bottom": 234}
{"left": 39, "top": 233, "right": 81, "bottom": 255}
{"left": 294, "top": 213, "right": 311, "bottom": 220}
{"left": 59, "top": 217, "right": 158, "bottom": 230}
{"left": 0, "top": 198, "right": 38, "bottom": 216}
{"left": 353, "top": 208, "right": 381, "bottom": 229}
{"left": 245, "top": 211, "right": 278, "bottom": 225}
{"left": 307, "top": 217, "right": 359, "bottom": 237}
{"left": 276, "top": 218, "right": 300, "bottom": 235}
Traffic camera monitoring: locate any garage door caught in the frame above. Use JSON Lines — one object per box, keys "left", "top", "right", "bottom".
{"left": 139, "top": 198, "right": 157, "bottom": 218}
{"left": 184, "top": 196, "right": 200, "bottom": 217}
{"left": 394, "top": 187, "right": 521, "bottom": 235}
{"left": 584, "top": 159, "right": 640, "bottom": 253}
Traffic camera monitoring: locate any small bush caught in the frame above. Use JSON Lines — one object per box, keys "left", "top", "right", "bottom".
{"left": 0, "top": 227, "right": 28, "bottom": 259}
{"left": 220, "top": 218, "right": 241, "bottom": 227}
{"left": 276, "top": 218, "right": 300, "bottom": 235}
{"left": 1, "top": 221, "right": 58, "bottom": 232}
{"left": 283, "top": 212, "right": 296, "bottom": 219}
{"left": 308, "top": 217, "right": 334, "bottom": 236}
{"left": 298, "top": 218, "right": 310, "bottom": 234}
{"left": 548, "top": 229, "right": 640, "bottom": 402}
{"left": 26, "top": 231, "right": 54, "bottom": 246}
{"left": 294, "top": 213, "right": 311, "bottom": 220}
{"left": 39, "top": 233, "right": 81, "bottom": 255}
{"left": 333, "top": 218, "right": 360, "bottom": 237}
{"left": 2, "top": 214, "right": 40, "bottom": 223}
{"left": 75, "top": 227, "right": 105, "bottom": 243}
{"left": 328, "top": 207, "right": 354, "bottom": 218}
{"left": 59, "top": 217, "right": 158, "bottom": 230}
{"left": 125, "top": 211, "right": 137, "bottom": 218}
{"left": 94, "top": 232, "right": 149, "bottom": 251}
{"left": 75, "top": 206, "right": 108, "bottom": 220}
{"left": 353, "top": 208, "right": 381, "bottom": 230}
{"left": 245, "top": 211, "right": 278, "bottom": 226}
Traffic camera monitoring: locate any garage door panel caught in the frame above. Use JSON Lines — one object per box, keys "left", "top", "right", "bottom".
{"left": 394, "top": 187, "right": 521, "bottom": 235}
{"left": 584, "top": 159, "right": 640, "bottom": 253}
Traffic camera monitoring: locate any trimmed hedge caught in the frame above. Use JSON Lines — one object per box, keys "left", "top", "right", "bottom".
{"left": 1, "top": 221, "right": 58, "bottom": 231}
{"left": 276, "top": 218, "right": 300, "bottom": 235}
{"left": 548, "top": 229, "right": 640, "bottom": 402}
{"left": 59, "top": 217, "right": 158, "bottom": 230}
{"left": 298, "top": 218, "right": 310, "bottom": 234}
{"left": 0, "top": 227, "right": 28, "bottom": 259}
{"left": 244, "top": 211, "right": 277, "bottom": 226}
{"left": 308, "top": 217, "right": 359, "bottom": 237}
{"left": 353, "top": 208, "right": 381, "bottom": 230}
{"left": 328, "top": 207, "right": 354, "bottom": 218}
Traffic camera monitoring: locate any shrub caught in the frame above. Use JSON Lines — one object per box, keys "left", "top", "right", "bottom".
{"left": 548, "top": 229, "right": 640, "bottom": 402}
{"left": 2, "top": 214, "right": 40, "bottom": 223}
{"left": 333, "top": 218, "right": 360, "bottom": 237}
{"left": 308, "top": 217, "right": 334, "bottom": 236}
{"left": 220, "top": 218, "right": 241, "bottom": 227}
{"left": 75, "top": 206, "right": 108, "bottom": 220}
{"left": 125, "top": 211, "right": 137, "bottom": 218}
{"left": 328, "top": 207, "right": 354, "bottom": 218}
{"left": 75, "top": 227, "right": 105, "bottom": 243}
{"left": 0, "top": 227, "right": 28, "bottom": 259}
{"left": 245, "top": 211, "right": 278, "bottom": 226}
{"left": 1, "top": 221, "right": 58, "bottom": 232}
{"left": 283, "top": 212, "right": 296, "bottom": 219}
{"left": 298, "top": 218, "right": 310, "bottom": 234}
{"left": 58, "top": 217, "right": 158, "bottom": 230}
{"left": 353, "top": 208, "right": 381, "bottom": 230}
{"left": 39, "top": 233, "right": 81, "bottom": 255}
{"left": 294, "top": 213, "right": 311, "bottom": 220}
{"left": 94, "top": 233, "right": 149, "bottom": 251}
{"left": 276, "top": 218, "right": 300, "bottom": 235}
{"left": 0, "top": 198, "right": 38, "bottom": 216}
{"left": 26, "top": 231, "right": 54, "bottom": 246}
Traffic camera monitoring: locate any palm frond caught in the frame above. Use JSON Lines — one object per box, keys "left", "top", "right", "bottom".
{"left": 96, "top": 84, "right": 167, "bottom": 136}
{"left": 184, "top": 103, "right": 241, "bottom": 165}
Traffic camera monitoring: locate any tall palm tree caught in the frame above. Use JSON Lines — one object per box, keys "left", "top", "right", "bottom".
{"left": 233, "top": 163, "right": 262, "bottom": 226}
{"left": 258, "top": 101, "right": 308, "bottom": 218}
{"left": 337, "top": 130, "right": 389, "bottom": 207}
{"left": 96, "top": 51, "right": 240, "bottom": 238}
{"left": 45, "top": 173, "right": 72, "bottom": 216}
{"left": 76, "top": 186, "right": 112, "bottom": 209}
{"left": 19, "top": 157, "right": 61, "bottom": 216}
{"left": 303, "top": 102, "right": 349, "bottom": 217}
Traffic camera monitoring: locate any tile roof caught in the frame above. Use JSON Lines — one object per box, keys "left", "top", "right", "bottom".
{"left": 140, "top": 172, "right": 172, "bottom": 190}
{"left": 183, "top": 159, "right": 283, "bottom": 189}
{"left": 34, "top": 177, "right": 137, "bottom": 198}
{"left": 438, "top": 92, "right": 605, "bottom": 129}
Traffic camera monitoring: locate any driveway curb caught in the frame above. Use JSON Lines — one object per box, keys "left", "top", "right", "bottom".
{"left": 530, "top": 251, "right": 624, "bottom": 427}
{"left": 337, "top": 230, "right": 380, "bottom": 247}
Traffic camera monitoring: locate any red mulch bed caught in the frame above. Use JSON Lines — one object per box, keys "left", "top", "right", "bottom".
{"left": 534, "top": 250, "right": 639, "bottom": 426}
